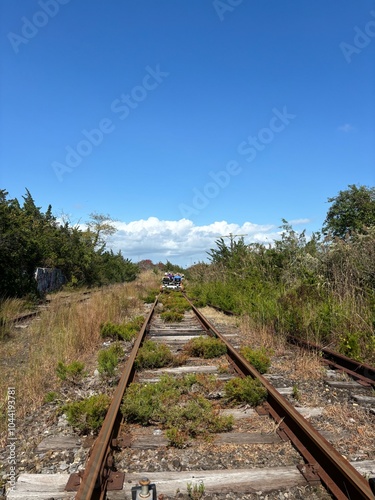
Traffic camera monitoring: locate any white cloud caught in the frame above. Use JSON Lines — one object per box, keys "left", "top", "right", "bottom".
{"left": 106, "top": 217, "right": 283, "bottom": 266}
{"left": 338, "top": 123, "right": 354, "bottom": 133}
{"left": 288, "top": 218, "right": 311, "bottom": 225}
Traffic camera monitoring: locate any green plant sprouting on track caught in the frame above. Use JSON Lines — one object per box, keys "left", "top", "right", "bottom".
{"left": 135, "top": 340, "right": 178, "bottom": 369}
{"left": 63, "top": 393, "right": 111, "bottom": 433}
{"left": 160, "top": 310, "right": 184, "bottom": 322}
{"left": 224, "top": 376, "right": 267, "bottom": 406}
{"left": 100, "top": 316, "right": 144, "bottom": 341}
{"left": 56, "top": 360, "right": 85, "bottom": 381}
{"left": 240, "top": 346, "right": 272, "bottom": 374}
{"left": 98, "top": 342, "right": 124, "bottom": 376}
{"left": 187, "top": 481, "right": 205, "bottom": 499}
{"left": 160, "top": 291, "right": 191, "bottom": 322}
{"left": 121, "top": 374, "right": 233, "bottom": 445}
{"left": 184, "top": 335, "right": 227, "bottom": 359}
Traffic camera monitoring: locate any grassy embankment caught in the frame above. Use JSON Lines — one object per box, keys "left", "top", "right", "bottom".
{"left": 0, "top": 271, "right": 160, "bottom": 443}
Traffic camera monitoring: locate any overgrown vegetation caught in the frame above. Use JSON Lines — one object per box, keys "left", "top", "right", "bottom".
{"left": 44, "top": 391, "right": 59, "bottom": 403}
{"left": 0, "top": 298, "right": 33, "bottom": 340}
{"left": 187, "top": 481, "right": 205, "bottom": 499}
{"left": 184, "top": 336, "right": 227, "bottom": 359}
{"left": 56, "top": 360, "right": 85, "bottom": 381}
{"left": 63, "top": 393, "right": 111, "bottom": 433}
{"left": 0, "top": 189, "right": 139, "bottom": 297}
{"left": 240, "top": 346, "right": 272, "bottom": 374}
{"left": 160, "top": 310, "right": 184, "bottom": 322}
{"left": 189, "top": 185, "right": 375, "bottom": 363}
{"left": 100, "top": 316, "right": 145, "bottom": 341}
{"left": 159, "top": 291, "right": 191, "bottom": 323}
{"left": 224, "top": 377, "right": 268, "bottom": 405}
{"left": 98, "top": 343, "right": 124, "bottom": 376}
{"left": 135, "top": 340, "right": 178, "bottom": 369}
{"left": 141, "top": 289, "right": 159, "bottom": 303}
{"left": 121, "top": 374, "right": 233, "bottom": 446}
{"left": 0, "top": 277, "right": 158, "bottom": 444}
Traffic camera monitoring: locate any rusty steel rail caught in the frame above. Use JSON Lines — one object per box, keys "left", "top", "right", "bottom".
{"left": 288, "top": 336, "right": 375, "bottom": 387}
{"left": 185, "top": 294, "right": 374, "bottom": 500}
{"left": 68, "top": 297, "right": 158, "bottom": 500}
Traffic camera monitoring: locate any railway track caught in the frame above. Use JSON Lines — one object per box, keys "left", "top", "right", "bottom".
{"left": 197, "top": 302, "right": 375, "bottom": 389}
{"left": 7, "top": 292, "right": 375, "bottom": 499}
{"left": 288, "top": 336, "right": 375, "bottom": 388}
{"left": 10, "top": 291, "right": 93, "bottom": 325}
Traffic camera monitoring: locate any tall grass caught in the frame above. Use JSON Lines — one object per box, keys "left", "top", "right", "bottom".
{"left": 189, "top": 230, "right": 375, "bottom": 363}
{"left": 0, "top": 297, "right": 32, "bottom": 340}
{"left": 0, "top": 274, "right": 160, "bottom": 444}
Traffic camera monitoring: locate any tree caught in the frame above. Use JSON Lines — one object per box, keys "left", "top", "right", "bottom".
{"left": 86, "top": 213, "right": 117, "bottom": 250}
{"left": 207, "top": 236, "right": 248, "bottom": 271}
{"left": 0, "top": 191, "right": 138, "bottom": 297}
{"left": 323, "top": 185, "right": 375, "bottom": 238}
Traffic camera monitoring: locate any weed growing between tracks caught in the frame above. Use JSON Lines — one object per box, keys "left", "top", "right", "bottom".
{"left": 135, "top": 340, "right": 181, "bottom": 369}
{"left": 97, "top": 342, "right": 124, "bottom": 377}
{"left": 183, "top": 336, "right": 227, "bottom": 359}
{"left": 100, "top": 315, "right": 145, "bottom": 341}
{"left": 63, "top": 393, "right": 111, "bottom": 433}
{"left": 160, "top": 291, "right": 191, "bottom": 323}
{"left": 121, "top": 374, "right": 234, "bottom": 446}
{"left": 240, "top": 346, "right": 272, "bottom": 374}
{"left": 224, "top": 377, "right": 268, "bottom": 405}
{"left": 0, "top": 273, "right": 160, "bottom": 445}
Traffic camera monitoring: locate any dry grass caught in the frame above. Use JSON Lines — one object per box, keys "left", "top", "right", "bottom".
{"left": 0, "top": 297, "right": 31, "bottom": 319}
{"left": 285, "top": 350, "right": 325, "bottom": 382}
{"left": 0, "top": 297, "right": 34, "bottom": 342}
{"left": 0, "top": 273, "right": 160, "bottom": 444}
{"left": 239, "top": 314, "right": 286, "bottom": 355}
{"left": 198, "top": 306, "right": 239, "bottom": 327}
{"left": 198, "top": 307, "right": 326, "bottom": 386}
{"left": 270, "top": 349, "right": 325, "bottom": 383}
{"left": 319, "top": 403, "right": 375, "bottom": 457}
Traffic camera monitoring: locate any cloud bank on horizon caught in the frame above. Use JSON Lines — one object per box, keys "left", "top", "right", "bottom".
{"left": 105, "top": 217, "right": 310, "bottom": 266}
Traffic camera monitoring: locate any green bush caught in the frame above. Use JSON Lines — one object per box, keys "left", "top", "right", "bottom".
{"left": 98, "top": 343, "right": 123, "bottom": 376}
{"left": 121, "top": 374, "right": 233, "bottom": 444}
{"left": 56, "top": 360, "right": 85, "bottom": 381}
{"left": 160, "top": 311, "right": 184, "bottom": 322}
{"left": 100, "top": 316, "right": 145, "bottom": 341}
{"left": 161, "top": 292, "right": 191, "bottom": 314}
{"left": 142, "top": 290, "right": 159, "bottom": 303}
{"left": 135, "top": 340, "right": 176, "bottom": 369}
{"left": 185, "top": 336, "right": 227, "bottom": 358}
{"left": 165, "top": 394, "right": 232, "bottom": 438}
{"left": 240, "top": 346, "right": 271, "bottom": 374}
{"left": 158, "top": 292, "right": 191, "bottom": 323}
{"left": 63, "top": 394, "right": 111, "bottom": 433}
{"left": 166, "top": 427, "right": 188, "bottom": 448}
{"left": 121, "top": 375, "right": 181, "bottom": 425}
{"left": 44, "top": 391, "right": 59, "bottom": 403}
{"left": 339, "top": 332, "right": 362, "bottom": 360}
{"left": 224, "top": 377, "right": 267, "bottom": 406}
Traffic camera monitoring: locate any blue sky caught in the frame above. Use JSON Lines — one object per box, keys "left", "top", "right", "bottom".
{"left": 1, "top": 0, "right": 374, "bottom": 266}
